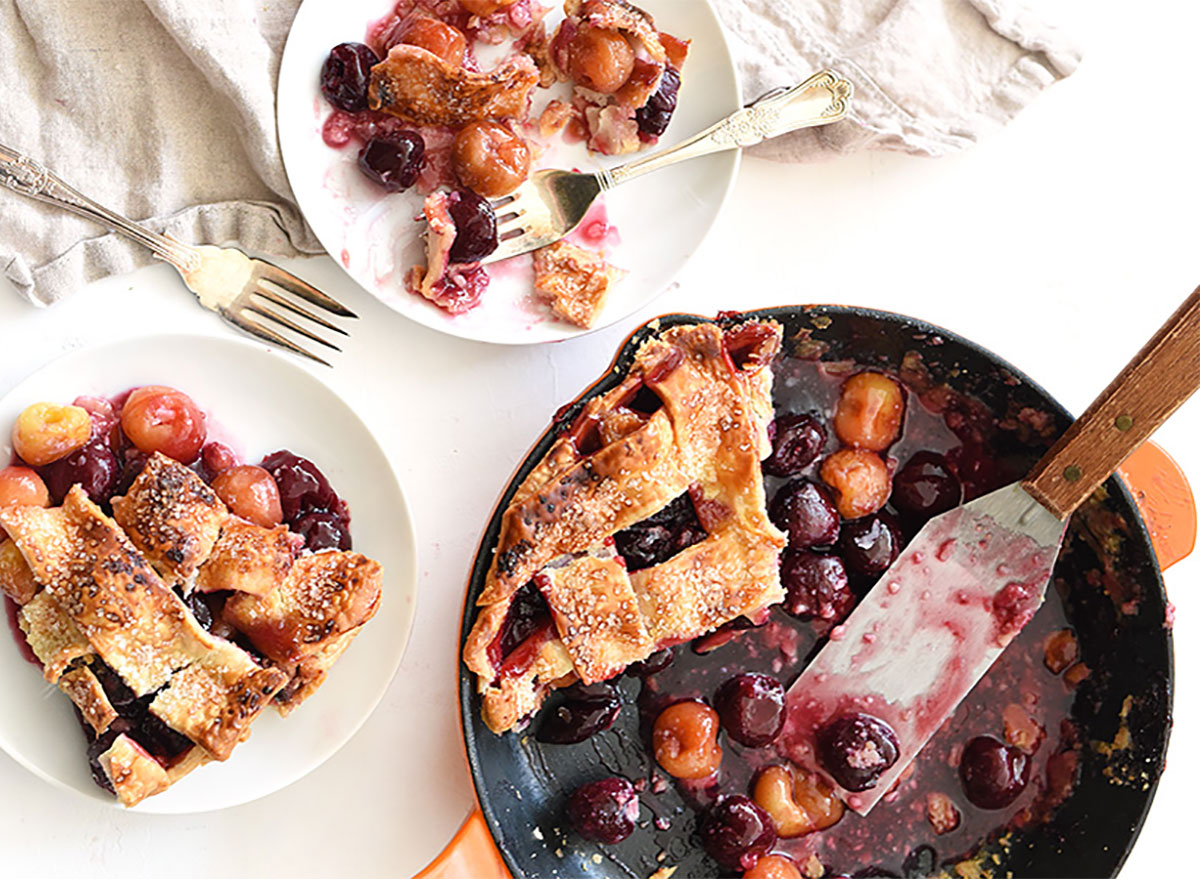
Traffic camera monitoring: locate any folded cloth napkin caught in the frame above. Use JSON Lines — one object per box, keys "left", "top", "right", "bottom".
{"left": 0, "top": 0, "right": 1081, "bottom": 307}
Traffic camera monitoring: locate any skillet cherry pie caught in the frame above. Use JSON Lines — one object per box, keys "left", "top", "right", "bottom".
{"left": 463, "top": 320, "right": 786, "bottom": 732}
{"left": 465, "top": 316, "right": 1095, "bottom": 876}
{"left": 0, "top": 387, "right": 382, "bottom": 806}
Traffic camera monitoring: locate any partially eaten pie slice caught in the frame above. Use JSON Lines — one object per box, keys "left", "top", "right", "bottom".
{"left": 463, "top": 320, "right": 786, "bottom": 733}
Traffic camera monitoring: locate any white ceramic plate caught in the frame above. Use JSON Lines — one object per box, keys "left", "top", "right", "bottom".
{"left": 278, "top": 0, "right": 741, "bottom": 344}
{"left": 0, "top": 334, "right": 418, "bottom": 814}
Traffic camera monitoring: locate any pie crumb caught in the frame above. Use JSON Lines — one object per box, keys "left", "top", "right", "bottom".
{"left": 532, "top": 240, "right": 623, "bottom": 328}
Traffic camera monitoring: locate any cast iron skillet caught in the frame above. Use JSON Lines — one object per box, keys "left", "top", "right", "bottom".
{"left": 458, "top": 306, "right": 1173, "bottom": 879}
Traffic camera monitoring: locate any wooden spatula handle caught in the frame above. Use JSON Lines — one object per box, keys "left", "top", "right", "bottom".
{"left": 1024, "top": 285, "right": 1200, "bottom": 519}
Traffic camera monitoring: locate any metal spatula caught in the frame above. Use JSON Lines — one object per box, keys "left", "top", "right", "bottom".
{"left": 783, "top": 286, "right": 1200, "bottom": 815}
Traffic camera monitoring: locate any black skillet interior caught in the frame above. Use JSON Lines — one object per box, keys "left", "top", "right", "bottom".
{"left": 459, "top": 306, "right": 1173, "bottom": 879}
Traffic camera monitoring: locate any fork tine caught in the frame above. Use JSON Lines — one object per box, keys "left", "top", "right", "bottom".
{"left": 490, "top": 193, "right": 518, "bottom": 210}
{"left": 222, "top": 310, "right": 332, "bottom": 367}
{"left": 249, "top": 285, "right": 348, "bottom": 335}
{"left": 255, "top": 262, "right": 358, "bottom": 318}
{"left": 483, "top": 231, "right": 554, "bottom": 265}
{"left": 245, "top": 303, "right": 342, "bottom": 351}
{"left": 495, "top": 207, "right": 526, "bottom": 225}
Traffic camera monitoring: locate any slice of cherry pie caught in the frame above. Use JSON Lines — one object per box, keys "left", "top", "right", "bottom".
{"left": 0, "top": 388, "right": 383, "bottom": 806}
{"left": 463, "top": 320, "right": 786, "bottom": 732}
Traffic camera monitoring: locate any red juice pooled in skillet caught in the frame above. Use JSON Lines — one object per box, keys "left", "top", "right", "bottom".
{"left": 621, "top": 356, "right": 1081, "bottom": 876}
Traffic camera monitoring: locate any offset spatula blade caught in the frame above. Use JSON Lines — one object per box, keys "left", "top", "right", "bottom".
{"left": 780, "top": 483, "right": 1065, "bottom": 815}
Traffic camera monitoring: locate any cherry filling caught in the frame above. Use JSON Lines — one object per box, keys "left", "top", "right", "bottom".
{"left": 616, "top": 379, "right": 665, "bottom": 419}
{"left": 565, "top": 380, "right": 667, "bottom": 458}
{"left": 644, "top": 347, "right": 684, "bottom": 386}
{"left": 80, "top": 659, "right": 195, "bottom": 792}
{"left": 260, "top": 450, "right": 352, "bottom": 551}
{"left": 613, "top": 492, "right": 708, "bottom": 572}
{"left": 566, "top": 414, "right": 605, "bottom": 458}
{"left": 722, "top": 322, "right": 778, "bottom": 372}
{"left": 993, "top": 580, "right": 1040, "bottom": 640}
{"left": 488, "top": 580, "right": 555, "bottom": 678}
{"left": 445, "top": 191, "right": 499, "bottom": 264}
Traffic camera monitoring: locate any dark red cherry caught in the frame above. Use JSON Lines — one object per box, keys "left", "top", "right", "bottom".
{"left": 89, "top": 660, "right": 139, "bottom": 717}
{"left": 537, "top": 683, "right": 621, "bottom": 744}
{"left": 41, "top": 440, "right": 120, "bottom": 505}
{"left": 135, "top": 712, "right": 195, "bottom": 764}
{"left": 492, "top": 580, "right": 552, "bottom": 665}
{"left": 261, "top": 450, "right": 336, "bottom": 521}
{"left": 698, "top": 794, "right": 777, "bottom": 871}
{"left": 614, "top": 524, "right": 674, "bottom": 571}
{"left": 959, "top": 735, "right": 1030, "bottom": 809}
{"left": 293, "top": 511, "right": 352, "bottom": 551}
{"left": 839, "top": 513, "right": 903, "bottom": 576}
{"left": 636, "top": 66, "right": 681, "bottom": 138}
{"left": 566, "top": 776, "right": 639, "bottom": 844}
{"left": 614, "top": 493, "right": 707, "bottom": 572}
{"left": 358, "top": 133, "right": 425, "bottom": 192}
{"left": 764, "top": 413, "right": 826, "bottom": 476}
{"left": 892, "top": 451, "right": 962, "bottom": 518}
{"left": 626, "top": 647, "right": 674, "bottom": 678}
{"left": 769, "top": 479, "right": 839, "bottom": 548}
{"left": 183, "top": 590, "right": 215, "bottom": 632}
{"left": 114, "top": 449, "right": 148, "bottom": 497}
{"left": 780, "top": 550, "right": 853, "bottom": 622}
{"left": 447, "top": 191, "right": 499, "bottom": 263}
{"left": 816, "top": 713, "right": 900, "bottom": 792}
{"left": 713, "top": 673, "right": 786, "bottom": 747}
{"left": 320, "top": 42, "right": 380, "bottom": 112}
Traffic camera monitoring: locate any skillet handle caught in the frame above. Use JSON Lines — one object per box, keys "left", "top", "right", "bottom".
{"left": 1024, "top": 285, "right": 1200, "bottom": 518}
{"left": 416, "top": 810, "right": 509, "bottom": 879}
{"left": 1118, "top": 441, "right": 1197, "bottom": 571}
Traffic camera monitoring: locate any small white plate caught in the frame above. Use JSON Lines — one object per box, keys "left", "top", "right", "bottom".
{"left": 0, "top": 334, "right": 418, "bottom": 814}
{"left": 278, "top": 0, "right": 741, "bottom": 344}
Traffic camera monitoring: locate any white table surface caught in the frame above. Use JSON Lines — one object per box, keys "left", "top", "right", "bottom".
{"left": 2, "top": 4, "right": 1197, "bottom": 877}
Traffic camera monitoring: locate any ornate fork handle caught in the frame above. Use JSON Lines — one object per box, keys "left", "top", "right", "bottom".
{"left": 0, "top": 142, "right": 198, "bottom": 271}
{"left": 604, "top": 70, "right": 853, "bottom": 189}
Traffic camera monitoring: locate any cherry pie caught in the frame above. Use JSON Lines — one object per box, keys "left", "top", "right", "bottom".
{"left": 0, "top": 388, "right": 382, "bottom": 806}
{"left": 463, "top": 316, "right": 1096, "bottom": 877}
{"left": 463, "top": 320, "right": 786, "bottom": 732}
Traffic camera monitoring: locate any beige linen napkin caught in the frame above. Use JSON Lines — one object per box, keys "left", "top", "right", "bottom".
{"left": 0, "top": 0, "right": 1081, "bottom": 307}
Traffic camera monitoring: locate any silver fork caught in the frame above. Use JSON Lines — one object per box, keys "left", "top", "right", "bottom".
{"left": 0, "top": 143, "right": 355, "bottom": 366}
{"left": 485, "top": 69, "right": 854, "bottom": 265}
